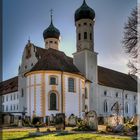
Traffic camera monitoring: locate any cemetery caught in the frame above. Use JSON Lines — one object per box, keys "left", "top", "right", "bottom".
{"left": 1, "top": 111, "right": 138, "bottom": 140}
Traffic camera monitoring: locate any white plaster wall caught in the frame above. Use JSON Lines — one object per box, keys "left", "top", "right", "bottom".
{"left": 75, "top": 19, "right": 94, "bottom": 51}
{"left": 26, "top": 72, "right": 85, "bottom": 118}
{"left": 18, "top": 44, "right": 39, "bottom": 114}
{"left": 45, "top": 38, "right": 60, "bottom": 50}
{"left": 36, "top": 86, "right": 41, "bottom": 116}
{"left": 98, "top": 85, "right": 137, "bottom": 118}
{"left": 65, "top": 75, "right": 81, "bottom": 117}
{"left": 2, "top": 91, "right": 19, "bottom": 113}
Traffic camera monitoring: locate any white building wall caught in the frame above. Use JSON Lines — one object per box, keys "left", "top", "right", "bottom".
{"left": 65, "top": 75, "right": 80, "bottom": 117}
{"left": 98, "top": 85, "right": 137, "bottom": 118}
{"left": 2, "top": 91, "right": 19, "bottom": 113}
{"left": 26, "top": 72, "right": 85, "bottom": 119}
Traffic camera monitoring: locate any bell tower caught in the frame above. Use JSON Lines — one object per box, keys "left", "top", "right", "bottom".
{"left": 73, "top": 0, "right": 98, "bottom": 114}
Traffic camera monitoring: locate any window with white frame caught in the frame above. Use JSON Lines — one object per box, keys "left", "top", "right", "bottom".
{"left": 21, "top": 88, "right": 24, "bottom": 97}
{"left": 6, "top": 105, "right": 8, "bottom": 111}
{"left": 85, "top": 88, "right": 88, "bottom": 99}
{"left": 104, "top": 100, "right": 108, "bottom": 113}
{"left": 116, "top": 92, "right": 118, "bottom": 97}
{"left": 68, "top": 78, "right": 75, "bottom": 92}
{"left": 134, "top": 103, "right": 137, "bottom": 114}
{"left": 125, "top": 102, "right": 129, "bottom": 114}
{"left": 104, "top": 91, "right": 107, "bottom": 96}
{"left": 6, "top": 95, "right": 8, "bottom": 101}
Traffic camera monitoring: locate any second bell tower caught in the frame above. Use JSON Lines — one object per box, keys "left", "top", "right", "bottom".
{"left": 73, "top": 0, "right": 98, "bottom": 114}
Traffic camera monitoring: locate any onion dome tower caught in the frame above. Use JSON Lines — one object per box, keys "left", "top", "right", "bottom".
{"left": 43, "top": 10, "right": 60, "bottom": 50}
{"left": 74, "top": 0, "right": 95, "bottom": 52}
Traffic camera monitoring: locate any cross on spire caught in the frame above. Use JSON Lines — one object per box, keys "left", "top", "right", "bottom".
{"left": 50, "top": 9, "right": 53, "bottom": 24}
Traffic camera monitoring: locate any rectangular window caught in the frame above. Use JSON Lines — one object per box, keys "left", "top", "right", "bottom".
{"left": 21, "top": 89, "right": 24, "bottom": 97}
{"left": 78, "top": 33, "right": 81, "bottom": 40}
{"left": 84, "top": 32, "right": 87, "bottom": 39}
{"left": 14, "top": 94, "right": 15, "bottom": 100}
{"left": 6, "top": 106, "right": 8, "bottom": 111}
{"left": 85, "top": 88, "right": 88, "bottom": 99}
{"left": 90, "top": 33, "right": 92, "bottom": 40}
{"left": 50, "top": 76, "right": 57, "bottom": 85}
{"left": 17, "top": 105, "right": 18, "bottom": 110}
{"left": 2, "top": 105, "right": 4, "bottom": 112}
{"left": 6, "top": 95, "right": 8, "bottom": 101}
{"left": 2, "top": 96, "right": 4, "bottom": 102}
{"left": 11, "top": 95, "right": 12, "bottom": 100}
{"left": 68, "top": 78, "right": 75, "bottom": 92}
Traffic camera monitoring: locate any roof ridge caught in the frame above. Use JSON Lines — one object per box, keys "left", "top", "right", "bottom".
{"left": 98, "top": 65, "right": 131, "bottom": 77}
{"left": 0, "top": 76, "right": 18, "bottom": 84}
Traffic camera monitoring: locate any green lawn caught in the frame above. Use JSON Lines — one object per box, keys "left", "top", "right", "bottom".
{"left": 2, "top": 130, "right": 137, "bottom": 140}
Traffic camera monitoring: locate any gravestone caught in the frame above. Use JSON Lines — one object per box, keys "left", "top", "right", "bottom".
{"left": 4, "top": 114, "right": 10, "bottom": 125}
{"left": 86, "top": 110, "right": 98, "bottom": 131}
{"left": 18, "top": 116, "right": 22, "bottom": 127}
{"left": 55, "top": 113, "right": 65, "bottom": 130}
{"left": 14, "top": 116, "right": 19, "bottom": 125}
{"left": 68, "top": 114, "right": 77, "bottom": 126}
{"left": 130, "top": 115, "right": 138, "bottom": 125}
{"left": 107, "top": 115, "right": 123, "bottom": 126}
{"left": 50, "top": 114, "right": 55, "bottom": 125}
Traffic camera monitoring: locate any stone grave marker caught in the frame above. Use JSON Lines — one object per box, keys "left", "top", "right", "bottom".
{"left": 55, "top": 113, "right": 65, "bottom": 130}
{"left": 68, "top": 114, "right": 77, "bottom": 126}
{"left": 86, "top": 110, "right": 98, "bottom": 131}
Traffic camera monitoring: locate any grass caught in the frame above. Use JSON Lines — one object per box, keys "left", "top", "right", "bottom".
{"left": 1, "top": 128, "right": 137, "bottom": 140}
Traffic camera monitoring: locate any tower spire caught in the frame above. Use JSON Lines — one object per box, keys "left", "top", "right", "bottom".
{"left": 83, "top": 0, "right": 86, "bottom": 4}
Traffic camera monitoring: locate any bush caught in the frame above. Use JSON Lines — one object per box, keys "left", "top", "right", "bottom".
{"left": 131, "top": 125, "right": 137, "bottom": 132}
{"left": 74, "top": 120, "right": 92, "bottom": 131}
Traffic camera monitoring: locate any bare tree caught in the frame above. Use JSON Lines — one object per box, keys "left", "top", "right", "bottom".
{"left": 122, "top": 7, "right": 139, "bottom": 75}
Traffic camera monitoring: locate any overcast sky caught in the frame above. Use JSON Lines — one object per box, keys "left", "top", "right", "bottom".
{"left": 3, "top": 0, "right": 137, "bottom": 80}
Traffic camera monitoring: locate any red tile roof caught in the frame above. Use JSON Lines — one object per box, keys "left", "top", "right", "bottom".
{"left": 0, "top": 47, "right": 137, "bottom": 95}
{"left": 98, "top": 66, "right": 137, "bottom": 92}
{"left": 0, "top": 76, "right": 18, "bottom": 95}
{"left": 30, "top": 47, "right": 81, "bottom": 74}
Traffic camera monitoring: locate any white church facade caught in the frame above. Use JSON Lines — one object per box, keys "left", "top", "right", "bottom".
{"left": 0, "top": 0, "right": 137, "bottom": 124}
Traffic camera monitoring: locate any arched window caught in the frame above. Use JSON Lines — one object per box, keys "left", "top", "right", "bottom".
{"left": 125, "top": 103, "right": 129, "bottom": 114}
{"left": 104, "top": 91, "right": 107, "bottom": 96}
{"left": 68, "top": 78, "right": 75, "bottom": 92}
{"left": 116, "top": 92, "right": 118, "bottom": 97}
{"left": 104, "top": 100, "right": 108, "bottom": 113}
{"left": 84, "top": 32, "right": 87, "bottom": 39}
{"left": 50, "top": 93, "right": 57, "bottom": 110}
{"left": 78, "top": 33, "right": 81, "bottom": 40}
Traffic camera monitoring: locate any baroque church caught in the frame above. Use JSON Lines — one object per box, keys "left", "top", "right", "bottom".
{"left": 0, "top": 0, "right": 137, "bottom": 124}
